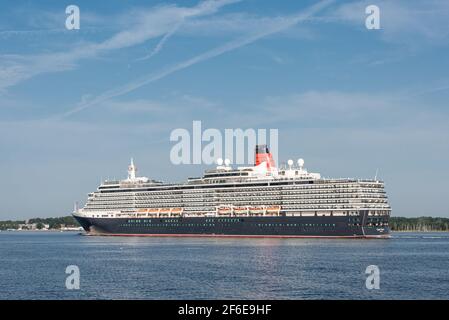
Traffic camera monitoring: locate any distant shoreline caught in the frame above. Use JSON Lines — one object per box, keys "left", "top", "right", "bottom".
{"left": 0, "top": 216, "right": 81, "bottom": 231}
{"left": 389, "top": 216, "right": 449, "bottom": 232}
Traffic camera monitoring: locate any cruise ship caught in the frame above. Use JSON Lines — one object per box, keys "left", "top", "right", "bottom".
{"left": 73, "top": 145, "right": 391, "bottom": 238}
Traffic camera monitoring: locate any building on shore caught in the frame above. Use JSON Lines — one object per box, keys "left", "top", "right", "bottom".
{"left": 18, "top": 223, "right": 50, "bottom": 231}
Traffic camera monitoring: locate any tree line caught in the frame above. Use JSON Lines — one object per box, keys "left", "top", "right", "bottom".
{"left": 0, "top": 216, "right": 80, "bottom": 230}
{"left": 389, "top": 217, "right": 449, "bottom": 231}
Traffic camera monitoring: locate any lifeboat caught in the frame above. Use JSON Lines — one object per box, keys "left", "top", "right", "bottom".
{"left": 137, "top": 208, "right": 149, "bottom": 216}
{"left": 217, "top": 207, "right": 232, "bottom": 215}
{"left": 249, "top": 207, "right": 265, "bottom": 213}
{"left": 234, "top": 207, "right": 248, "bottom": 214}
{"left": 171, "top": 208, "right": 183, "bottom": 216}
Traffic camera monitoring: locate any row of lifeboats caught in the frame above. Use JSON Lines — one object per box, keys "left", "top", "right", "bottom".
{"left": 135, "top": 205, "right": 282, "bottom": 217}
{"left": 136, "top": 208, "right": 183, "bottom": 216}
{"left": 217, "top": 205, "right": 281, "bottom": 215}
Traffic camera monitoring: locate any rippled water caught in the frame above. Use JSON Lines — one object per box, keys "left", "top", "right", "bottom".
{"left": 0, "top": 231, "right": 448, "bottom": 299}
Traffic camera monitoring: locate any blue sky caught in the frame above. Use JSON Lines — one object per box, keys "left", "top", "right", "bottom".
{"left": 1, "top": 0, "right": 449, "bottom": 219}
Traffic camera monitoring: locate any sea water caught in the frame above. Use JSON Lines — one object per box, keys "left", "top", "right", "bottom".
{"left": 0, "top": 231, "right": 448, "bottom": 299}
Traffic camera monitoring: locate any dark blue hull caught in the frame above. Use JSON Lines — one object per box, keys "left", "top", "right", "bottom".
{"left": 74, "top": 213, "right": 390, "bottom": 238}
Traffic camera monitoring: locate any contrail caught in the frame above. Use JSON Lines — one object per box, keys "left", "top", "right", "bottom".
{"left": 60, "top": 0, "right": 334, "bottom": 118}
{"left": 136, "top": 21, "right": 184, "bottom": 61}
{"left": 136, "top": 0, "right": 240, "bottom": 61}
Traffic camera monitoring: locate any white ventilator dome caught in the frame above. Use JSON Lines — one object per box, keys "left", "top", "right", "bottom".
{"left": 287, "top": 159, "right": 294, "bottom": 166}
{"left": 217, "top": 158, "right": 224, "bottom": 166}
{"left": 224, "top": 159, "right": 231, "bottom": 166}
{"left": 298, "top": 158, "right": 305, "bottom": 167}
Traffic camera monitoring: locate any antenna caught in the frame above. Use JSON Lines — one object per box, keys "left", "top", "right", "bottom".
{"left": 297, "top": 158, "right": 305, "bottom": 170}
{"left": 375, "top": 168, "right": 379, "bottom": 181}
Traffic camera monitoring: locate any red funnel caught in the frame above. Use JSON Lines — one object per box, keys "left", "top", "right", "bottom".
{"left": 255, "top": 144, "right": 275, "bottom": 169}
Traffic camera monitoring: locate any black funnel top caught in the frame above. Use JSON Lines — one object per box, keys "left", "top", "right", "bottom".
{"left": 255, "top": 144, "right": 270, "bottom": 154}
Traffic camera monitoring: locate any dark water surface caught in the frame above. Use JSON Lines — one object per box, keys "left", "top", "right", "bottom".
{"left": 0, "top": 231, "right": 448, "bottom": 299}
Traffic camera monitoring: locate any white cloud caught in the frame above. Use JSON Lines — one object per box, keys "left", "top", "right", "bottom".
{"left": 211, "top": 89, "right": 449, "bottom": 132}
{"left": 0, "top": 0, "right": 240, "bottom": 92}
{"left": 60, "top": 0, "right": 335, "bottom": 118}
{"left": 262, "top": 91, "right": 394, "bottom": 120}
{"left": 179, "top": 12, "right": 316, "bottom": 39}
{"left": 0, "top": 53, "right": 78, "bottom": 91}
{"left": 94, "top": 94, "right": 219, "bottom": 115}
